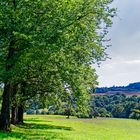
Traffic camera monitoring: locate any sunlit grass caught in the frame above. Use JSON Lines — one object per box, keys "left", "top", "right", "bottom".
{"left": 0, "top": 115, "right": 140, "bottom": 140}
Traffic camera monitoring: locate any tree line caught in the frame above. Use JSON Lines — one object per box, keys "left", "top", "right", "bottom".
{"left": 90, "top": 93, "right": 140, "bottom": 119}
{"left": 0, "top": 0, "right": 115, "bottom": 131}
{"left": 23, "top": 93, "right": 140, "bottom": 120}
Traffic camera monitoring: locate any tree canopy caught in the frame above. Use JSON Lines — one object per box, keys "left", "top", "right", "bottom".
{"left": 0, "top": 0, "right": 115, "bottom": 131}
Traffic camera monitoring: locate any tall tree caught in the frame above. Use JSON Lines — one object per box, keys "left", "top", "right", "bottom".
{"left": 0, "top": 0, "right": 115, "bottom": 131}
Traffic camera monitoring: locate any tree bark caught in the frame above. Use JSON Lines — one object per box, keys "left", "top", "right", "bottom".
{"left": 16, "top": 82, "right": 26, "bottom": 124}
{"left": 0, "top": 0, "right": 17, "bottom": 131}
{"left": 0, "top": 42, "right": 15, "bottom": 131}
{"left": 17, "top": 106, "right": 24, "bottom": 124}
{"left": 11, "top": 106, "right": 18, "bottom": 125}
{"left": 0, "top": 83, "right": 11, "bottom": 131}
{"left": 11, "top": 105, "right": 24, "bottom": 125}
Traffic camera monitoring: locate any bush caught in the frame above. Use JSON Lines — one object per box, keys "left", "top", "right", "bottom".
{"left": 76, "top": 113, "right": 92, "bottom": 118}
{"left": 26, "top": 109, "right": 36, "bottom": 114}
{"left": 36, "top": 109, "right": 42, "bottom": 114}
{"left": 41, "top": 108, "right": 48, "bottom": 114}
{"left": 129, "top": 110, "right": 140, "bottom": 120}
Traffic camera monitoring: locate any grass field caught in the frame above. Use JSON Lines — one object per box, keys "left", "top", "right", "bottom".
{"left": 0, "top": 115, "right": 140, "bottom": 140}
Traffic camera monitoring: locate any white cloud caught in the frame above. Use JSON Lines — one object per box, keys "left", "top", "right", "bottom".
{"left": 95, "top": 1, "right": 140, "bottom": 87}
{"left": 124, "top": 60, "right": 140, "bottom": 64}
{"left": 95, "top": 57, "right": 140, "bottom": 87}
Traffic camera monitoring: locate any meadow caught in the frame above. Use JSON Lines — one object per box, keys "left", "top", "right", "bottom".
{"left": 0, "top": 115, "right": 139, "bottom": 140}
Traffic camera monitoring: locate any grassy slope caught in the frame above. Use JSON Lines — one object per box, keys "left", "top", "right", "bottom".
{"left": 0, "top": 115, "right": 140, "bottom": 140}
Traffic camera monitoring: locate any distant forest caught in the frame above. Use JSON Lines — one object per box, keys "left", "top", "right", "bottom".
{"left": 93, "top": 82, "right": 140, "bottom": 119}
{"left": 96, "top": 82, "right": 140, "bottom": 93}
{"left": 90, "top": 93, "right": 140, "bottom": 119}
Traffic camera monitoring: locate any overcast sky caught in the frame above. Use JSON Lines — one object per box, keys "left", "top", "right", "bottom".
{"left": 95, "top": 0, "right": 140, "bottom": 87}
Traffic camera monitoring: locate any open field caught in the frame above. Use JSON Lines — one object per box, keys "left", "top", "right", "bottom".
{"left": 0, "top": 115, "right": 140, "bottom": 140}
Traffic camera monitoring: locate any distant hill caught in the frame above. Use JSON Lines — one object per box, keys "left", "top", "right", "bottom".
{"left": 95, "top": 82, "right": 140, "bottom": 96}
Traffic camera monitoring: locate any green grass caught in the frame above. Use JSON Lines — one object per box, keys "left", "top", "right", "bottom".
{"left": 0, "top": 115, "right": 140, "bottom": 140}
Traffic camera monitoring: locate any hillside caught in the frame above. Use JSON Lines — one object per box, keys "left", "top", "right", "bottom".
{"left": 95, "top": 82, "right": 140, "bottom": 96}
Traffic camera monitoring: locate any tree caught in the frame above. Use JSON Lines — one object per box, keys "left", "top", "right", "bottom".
{"left": 0, "top": 0, "right": 115, "bottom": 131}
{"left": 129, "top": 109, "right": 140, "bottom": 120}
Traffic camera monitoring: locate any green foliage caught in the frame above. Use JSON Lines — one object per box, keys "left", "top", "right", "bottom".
{"left": 0, "top": 0, "right": 115, "bottom": 130}
{"left": 90, "top": 93, "right": 140, "bottom": 118}
{"left": 0, "top": 0, "right": 115, "bottom": 86}
{"left": 129, "top": 109, "right": 140, "bottom": 120}
{"left": 129, "top": 112, "right": 140, "bottom": 120}
{"left": 0, "top": 0, "right": 115, "bottom": 83}
{"left": 132, "top": 109, "right": 140, "bottom": 114}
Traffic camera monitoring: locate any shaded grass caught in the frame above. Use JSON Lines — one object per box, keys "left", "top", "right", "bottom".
{"left": 18, "top": 123, "right": 72, "bottom": 131}
{"left": 0, "top": 115, "right": 140, "bottom": 140}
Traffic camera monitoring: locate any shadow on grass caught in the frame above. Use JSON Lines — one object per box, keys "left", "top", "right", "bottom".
{"left": 18, "top": 123, "right": 73, "bottom": 131}
{"left": 0, "top": 122, "right": 73, "bottom": 140}
{"left": 24, "top": 118, "right": 52, "bottom": 123}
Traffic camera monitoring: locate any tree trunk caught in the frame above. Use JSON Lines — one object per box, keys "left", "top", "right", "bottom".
{"left": 16, "top": 82, "right": 26, "bottom": 124}
{"left": 0, "top": 3, "right": 16, "bottom": 129}
{"left": 11, "top": 105, "right": 24, "bottom": 125}
{"left": 11, "top": 106, "right": 17, "bottom": 125}
{"left": 11, "top": 105, "right": 24, "bottom": 124}
{"left": 17, "top": 106, "right": 24, "bottom": 124}
{"left": 0, "top": 83, "right": 11, "bottom": 131}
{"left": 0, "top": 43, "right": 15, "bottom": 131}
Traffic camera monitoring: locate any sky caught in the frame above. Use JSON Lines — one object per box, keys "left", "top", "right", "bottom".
{"left": 95, "top": 0, "right": 140, "bottom": 87}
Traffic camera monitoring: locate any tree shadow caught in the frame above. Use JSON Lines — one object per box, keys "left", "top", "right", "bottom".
{"left": 0, "top": 122, "right": 73, "bottom": 140}
{"left": 18, "top": 123, "right": 73, "bottom": 131}
{"left": 0, "top": 131, "right": 67, "bottom": 140}
{"left": 24, "top": 118, "right": 52, "bottom": 123}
